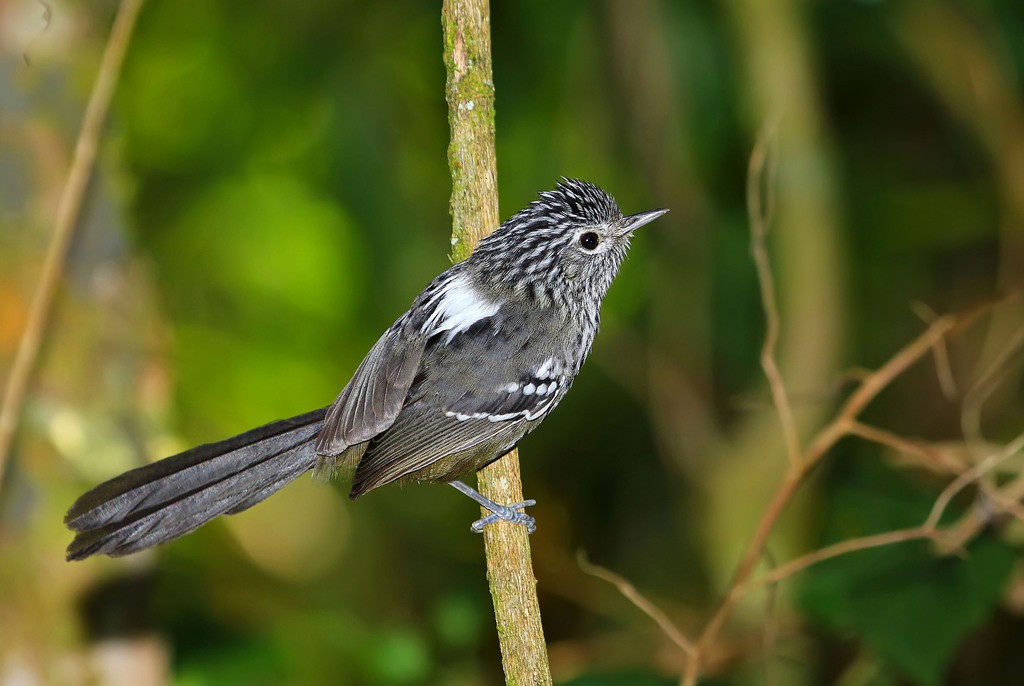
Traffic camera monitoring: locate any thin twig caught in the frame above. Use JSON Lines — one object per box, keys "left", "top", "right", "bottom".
{"left": 925, "top": 429, "right": 1024, "bottom": 531}
{"left": 848, "top": 421, "right": 962, "bottom": 472}
{"left": 741, "top": 431, "right": 1024, "bottom": 593}
{"left": 577, "top": 551, "right": 696, "bottom": 658}
{"left": 939, "top": 466, "right": 1024, "bottom": 554}
{"left": 748, "top": 121, "right": 801, "bottom": 469}
{"left": 750, "top": 527, "right": 932, "bottom": 590}
{"left": 736, "top": 316, "right": 956, "bottom": 588}
{"left": 911, "top": 300, "right": 958, "bottom": 400}
{"left": 680, "top": 144, "right": 1015, "bottom": 686}
{"left": 805, "top": 317, "right": 957, "bottom": 463}
{"left": 961, "top": 324, "right": 1024, "bottom": 455}
{"left": 850, "top": 421, "right": 1024, "bottom": 523}
{"left": 0, "top": 0, "right": 145, "bottom": 490}
{"left": 693, "top": 313, "right": 964, "bottom": 675}
{"left": 682, "top": 149, "right": 1000, "bottom": 685}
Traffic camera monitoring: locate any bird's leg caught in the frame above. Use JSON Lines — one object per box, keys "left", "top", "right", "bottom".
{"left": 450, "top": 481, "right": 537, "bottom": 534}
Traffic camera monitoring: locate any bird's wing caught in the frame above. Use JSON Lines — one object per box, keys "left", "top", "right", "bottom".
{"left": 313, "top": 266, "right": 501, "bottom": 461}
{"left": 349, "top": 404, "right": 528, "bottom": 497}
{"left": 348, "top": 327, "right": 569, "bottom": 497}
{"left": 314, "top": 324, "right": 425, "bottom": 456}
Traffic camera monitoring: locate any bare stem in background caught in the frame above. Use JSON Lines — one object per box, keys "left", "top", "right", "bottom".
{"left": 601, "top": 298, "right": 1016, "bottom": 686}
{"left": 897, "top": 3, "right": 1024, "bottom": 428}
{"left": 0, "top": 0, "right": 145, "bottom": 491}
{"left": 675, "top": 133, "right": 1012, "bottom": 686}
{"left": 441, "top": 1, "right": 552, "bottom": 682}
{"left": 578, "top": 551, "right": 696, "bottom": 660}
{"left": 747, "top": 123, "right": 801, "bottom": 468}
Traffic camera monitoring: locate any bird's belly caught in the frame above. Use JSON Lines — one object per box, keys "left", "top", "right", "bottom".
{"left": 403, "top": 428, "right": 528, "bottom": 484}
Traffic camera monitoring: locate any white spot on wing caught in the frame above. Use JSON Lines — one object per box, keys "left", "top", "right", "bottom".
{"left": 535, "top": 357, "right": 562, "bottom": 381}
{"left": 422, "top": 273, "right": 500, "bottom": 344}
{"left": 523, "top": 383, "right": 536, "bottom": 395}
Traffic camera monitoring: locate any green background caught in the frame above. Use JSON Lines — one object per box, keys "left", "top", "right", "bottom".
{"left": 2, "top": 0, "right": 1023, "bottom": 684}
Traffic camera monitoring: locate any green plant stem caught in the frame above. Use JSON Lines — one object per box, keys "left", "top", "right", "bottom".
{"left": 441, "top": 0, "right": 553, "bottom": 683}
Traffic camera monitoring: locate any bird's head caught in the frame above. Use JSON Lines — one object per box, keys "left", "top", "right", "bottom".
{"left": 469, "top": 178, "right": 668, "bottom": 309}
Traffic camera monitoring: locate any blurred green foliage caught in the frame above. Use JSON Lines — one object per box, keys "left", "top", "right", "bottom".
{"left": 2, "top": 0, "right": 1024, "bottom": 684}
{"left": 799, "top": 462, "right": 1016, "bottom": 685}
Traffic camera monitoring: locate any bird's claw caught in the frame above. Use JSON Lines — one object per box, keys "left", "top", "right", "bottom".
{"left": 471, "top": 499, "right": 537, "bottom": 534}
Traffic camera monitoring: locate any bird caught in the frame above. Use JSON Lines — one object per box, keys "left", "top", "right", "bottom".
{"left": 64, "top": 178, "right": 668, "bottom": 560}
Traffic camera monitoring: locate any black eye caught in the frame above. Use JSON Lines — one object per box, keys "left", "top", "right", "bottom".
{"left": 578, "top": 232, "right": 599, "bottom": 250}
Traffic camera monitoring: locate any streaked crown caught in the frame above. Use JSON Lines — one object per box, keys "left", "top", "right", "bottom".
{"left": 467, "top": 179, "right": 666, "bottom": 312}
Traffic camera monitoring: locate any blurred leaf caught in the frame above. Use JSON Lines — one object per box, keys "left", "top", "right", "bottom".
{"left": 163, "top": 173, "right": 363, "bottom": 326}
{"left": 366, "top": 628, "right": 431, "bottom": 683}
{"left": 801, "top": 536, "right": 1013, "bottom": 685}
{"left": 175, "top": 632, "right": 288, "bottom": 686}
{"left": 559, "top": 671, "right": 674, "bottom": 686}
{"left": 431, "top": 592, "right": 486, "bottom": 649}
{"left": 799, "top": 463, "right": 1016, "bottom": 685}
{"left": 121, "top": 0, "right": 245, "bottom": 171}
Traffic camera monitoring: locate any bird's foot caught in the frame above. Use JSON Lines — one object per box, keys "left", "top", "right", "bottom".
{"left": 450, "top": 481, "right": 537, "bottom": 534}
{"left": 470, "top": 499, "right": 537, "bottom": 534}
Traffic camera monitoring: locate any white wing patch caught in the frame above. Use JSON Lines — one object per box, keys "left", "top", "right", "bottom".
{"left": 421, "top": 273, "right": 500, "bottom": 345}
{"left": 536, "top": 357, "right": 559, "bottom": 378}
{"left": 446, "top": 357, "right": 567, "bottom": 423}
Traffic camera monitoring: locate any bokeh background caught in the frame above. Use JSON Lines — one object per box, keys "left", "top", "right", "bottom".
{"left": 2, "top": 0, "right": 1024, "bottom": 684}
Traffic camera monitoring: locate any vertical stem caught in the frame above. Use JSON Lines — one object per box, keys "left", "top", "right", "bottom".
{"left": 441, "top": 1, "right": 553, "bottom": 683}
{"left": 0, "top": 0, "right": 145, "bottom": 490}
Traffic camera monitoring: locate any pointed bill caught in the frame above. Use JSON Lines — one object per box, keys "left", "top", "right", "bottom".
{"left": 618, "top": 208, "right": 669, "bottom": 236}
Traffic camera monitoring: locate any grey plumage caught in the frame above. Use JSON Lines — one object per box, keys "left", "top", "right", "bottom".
{"left": 65, "top": 409, "right": 326, "bottom": 560}
{"left": 65, "top": 178, "right": 667, "bottom": 559}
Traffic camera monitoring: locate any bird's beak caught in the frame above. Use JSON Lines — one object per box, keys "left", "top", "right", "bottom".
{"left": 618, "top": 208, "right": 669, "bottom": 236}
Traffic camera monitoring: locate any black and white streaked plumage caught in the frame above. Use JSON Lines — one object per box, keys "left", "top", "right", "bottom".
{"left": 64, "top": 179, "right": 668, "bottom": 560}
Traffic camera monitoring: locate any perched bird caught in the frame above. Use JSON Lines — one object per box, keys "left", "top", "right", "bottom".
{"left": 65, "top": 179, "right": 667, "bottom": 560}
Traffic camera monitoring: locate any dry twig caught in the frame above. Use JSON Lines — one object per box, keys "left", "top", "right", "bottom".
{"left": 676, "top": 134, "right": 1010, "bottom": 686}
{"left": 752, "top": 527, "right": 931, "bottom": 591}
{"left": 911, "top": 300, "right": 958, "bottom": 400}
{"left": 577, "top": 551, "right": 696, "bottom": 659}
{"left": 747, "top": 122, "right": 801, "bottom": 469}
{"left": 0, "top": 0, "right": 145, "bottom": 490}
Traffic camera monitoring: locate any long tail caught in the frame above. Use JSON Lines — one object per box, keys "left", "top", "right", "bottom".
{"left": 65, "top": 408, "right": 328, "bottom": 561}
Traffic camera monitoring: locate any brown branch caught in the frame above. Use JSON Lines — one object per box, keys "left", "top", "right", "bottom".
{"left": 441, "top": 1, "right": 552, "bottom": 683}
{"left": 683, "top": 297, "right": 1016, "bottom": 686}
{"left": 848, "top": 422, "right": 961, "bottom": 473}
{"left": 961, "top": 324, "right": 1024, "bottom": 454}
{"left": 751, "top": 527, "right": 932, "bottom": 591}
{"left": 693, "top": 137, "right": 962, "bottom": 680}
{"left": 675, "top": 138, "right": 1015, "bottom": 686}
{"left": 685, "top": 293, "right": 966, "bottom": 684}
{"left": 727, "top": 316, "right": 956, "bottom": 595}
{"left": 911, "top": 300, "right": 958, "bottom": 400}
{"left": 939, "top": 466, "right": 1024, "bottom": 555}
{"left": 747, "top": 429, "right": 1024, "bottom": 588}
{"left": 748, "top": 122, "right": 801, "bottom": 469}
{"left": 0, "top": 0, "right": 145, "bottom": 490}
{"left": 676, "top": 126, "right": 1009, "bottom": 685}
{"left": 848, "top": 422, "right": 1024, "bottom": 523}
{"left": 803, "top": 316, "right": 957, "bottom": 467}
{"left": 926, "top": 429, "right": 1024, "bottom": 531}
{"left": 577, "top": 551, "right": 696, "bottom": 658}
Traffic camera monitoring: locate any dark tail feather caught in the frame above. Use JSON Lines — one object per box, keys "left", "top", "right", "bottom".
{"left": 65, "top": 407, "right": 328, "bottom": 561}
